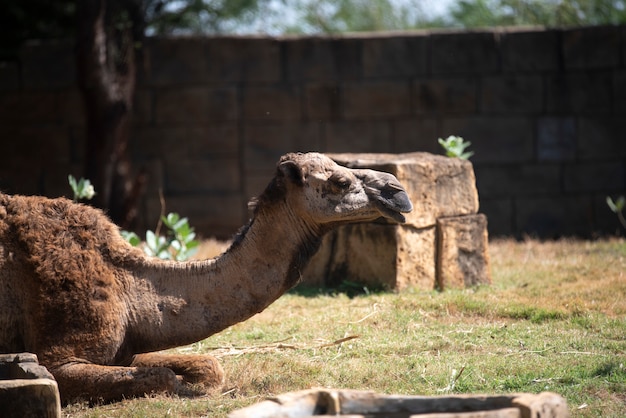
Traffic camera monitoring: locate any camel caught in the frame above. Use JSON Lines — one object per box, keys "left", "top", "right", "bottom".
{"left": 0, "top": 152, "right": 412, "bottom": 404}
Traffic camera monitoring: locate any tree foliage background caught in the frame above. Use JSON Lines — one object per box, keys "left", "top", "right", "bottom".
{"left": 1, "top": 0, "right": 624, "bottom": 226}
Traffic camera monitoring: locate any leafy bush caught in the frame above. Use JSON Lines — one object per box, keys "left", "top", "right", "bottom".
{"left": 68, "top": 175, "right": 198, "bottom": 261}
{"left": 438, "top": 136, "right": 474, "bottom": 160}
{"left": 122, "top": 213, "right": 199, "bottom": 261}
{"left": 68, "top": 175, "right": 96, "bottom": 201}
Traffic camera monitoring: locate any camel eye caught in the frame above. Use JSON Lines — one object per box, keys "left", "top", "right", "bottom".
{"left": 332, "top": 176, "right": 351, "bottom": 190}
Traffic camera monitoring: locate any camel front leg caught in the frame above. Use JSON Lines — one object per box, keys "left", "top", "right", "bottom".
{"left": 132, "top": 352, "right": 224, "bottom": 389}
{"left": 51, "top": 361, "right": 179, "bottom": 404}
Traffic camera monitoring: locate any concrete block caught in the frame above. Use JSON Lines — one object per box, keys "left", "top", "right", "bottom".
{"left": 285, "top": 38, "right": 362, "bottom": 81}
{"left": 546, "top": 72, "right": 612, "bottom": 113}
{"left": 479, "top": 198, "right": 513, "bottom": 237}
{"left": 155, "top": 87, "right": 238, "bottom": 126}
{"left": 302, "top": 224, "right": 436, "bottom": 291}
{"left": 414, "top": 77, "right": 477, "bottom": 114}
{"left": 437, "top": 214, "right": 491, "bottom": 289}
{"left": 304, "top": 83, "right": 340, "bottom": 120}
{"left": 342, "top": 81, "right": 411, "bottom": 119}
{"left": 481, "top": 75, "right": 543, "bottom": 114}
{"left": 392, "top": 118, "right": 438, "bottom": 154}
{"left": 501, "top": 28, "right": 560, "bottom": 72}
{"left": 242, "top": 85, "right": 301, "bottom": 121}
{"left": 515, "top": 196, "right": 594, "bottom": 237}
{"left": 474, "top": 164, "right": 561, "bottom": 198}
{"left": 144, "top": 37, "right": 208, "bottom": 85}
{"left": 563, "top": 162, "right": 624, "bottom": 193}
{"left": 329, "top": 152, "right": 479, "bottom": 229}
{"left": 324, "top": 122, "right": 393, "bottom": 154}
{"left": 442, "top": 117, "right": 534, "bottom": 163}
{"left": 205, "top": 38, "right": 281, "bottom": 83}
{"left": 562, "top": 26, "right": 621, "bottom": 70}
{"left": 578, "top": 117, "right": 626, "bottom": 160}
{"left": 362, "top": 35, "right": 427, "bottom": 77}
{"left": 20, "top": 40, "right": 75, "bottom": 89}
{"left": 0, "top": 353, "right": 61, "bottom": 418}
{"left": 536, "top": 117, "right": 577, "bottom": 161}
{"left": 431, "top": 31, "right": 500, "bottom": 74}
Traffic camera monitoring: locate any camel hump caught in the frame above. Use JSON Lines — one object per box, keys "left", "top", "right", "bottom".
{"left": 3, "top": 193, "right": 144, "bottom": 285}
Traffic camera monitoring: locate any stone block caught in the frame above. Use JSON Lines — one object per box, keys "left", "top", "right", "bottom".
{"left": 229, "top": 388, "right": 569, "bottom": 418}
{"left": 481, "top": 75, "right": 543, "bottom": 114}
{"left": 442, "top": 117, "right": 534, "bottom": 163}
{"left": 414, "top": 77, "right": 477, "bottom": 114}
{"left": 546, "top": 72, "right": 612, "bottom": 113}
{"left": 563, "top": 162, "right": 623, "bottom": 193}
{"left": 362, "top": 35, "right": 428, "bottom": 78}
{"left": 562, "top": 26, "right": 621, "bottom": 70}
{"left": 536, "top": 117, "right": 577, "bottom": 161}
{"left": 329, "top": 152, "right": 479, "bottom": 229}
{"left": 20, "top": 40, "right": 75, "bottom": 89}
{"left": 155, "top": 87, "right": 239, "bottom": 126}
{"left": 0, "top": 353, "right": 61, "bottom": 418}
{"left": 479, "top": 198, "right": 513, "bottom": 237}
{"left": 501, "top": 28, "right": 560, "bottom": 72}
{"left": 143, "top": 37, "right": 208, "bottom": 85}
{"left": 474, "top": 164, "right": 561, "bottom": 198}
{"left": 302, "top": 224, "right": 436, "bottom": 291}
{"left": 206, "top": 38, "right": 281, "bottom": 83}
{"left": 392, "top": 118, "right": 438, "bottom": 154}
{"left": 437, "top": 214, "right": 491, "bottom": 290}
{"left": 304, "top": 83, "right": 340, "bottom": 121}
{"left": 342, "top": 81, "right": 411, "bottom": 119}
{"left": 578, "top": 117, "right": 626, "bottom": 160}
{"left": 324, "top": 122, "right": 393, "bottom": 153}
{"left": 242, "top": 85, "right": 301, "bottom": 121}
{"left": 165, "top": 157, "right": 240, "bottom": 194}
{"left": 285, "top": 38, "right": 362, "bottom": 81}
{"left": 243, "top": 123, "right": 322, "bottom": 171}
{"left": 515, "top": 196, "right": 593, "bottom": 237}
{"left": 430, "top": 31, "right": 500, "bottom": 75}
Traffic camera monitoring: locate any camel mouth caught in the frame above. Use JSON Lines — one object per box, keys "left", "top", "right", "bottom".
{"left": 368, "top": 182, "right": 413, "bottom": 224}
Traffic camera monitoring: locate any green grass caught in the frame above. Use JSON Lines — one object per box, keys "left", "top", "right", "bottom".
{"left": 64, "top": 238, "right": 626, "bottom": 417}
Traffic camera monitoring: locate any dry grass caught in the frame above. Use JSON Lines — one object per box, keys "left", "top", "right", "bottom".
{"left": 63, "top": 238, "right": 626, "bottom": 417}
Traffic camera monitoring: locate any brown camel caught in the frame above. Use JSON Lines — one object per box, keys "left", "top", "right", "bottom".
{"left": 0, "top": 152, "right": 412, "bottom": 404}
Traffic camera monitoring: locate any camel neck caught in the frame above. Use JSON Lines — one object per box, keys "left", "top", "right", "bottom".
{"left": 127, "top": 201, "right": 323, "bottom": 352}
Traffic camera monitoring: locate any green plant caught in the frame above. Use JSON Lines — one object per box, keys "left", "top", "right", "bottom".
{"left": 123, "top": 213, "right": 199, "bottom": 261}
{"left": 438, "top": 136, "right": 474, "bottom": 160}
{"left": 67, "top": 175, "right": 198, "bottom": 261}
{"left": 606, "top": 195, "right": 626, "bottom": 229}
{"left": 68, "top": 175, "right": 96, "bottom": 201}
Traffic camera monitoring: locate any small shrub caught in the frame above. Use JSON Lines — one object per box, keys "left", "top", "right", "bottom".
{"left": 123, "top": 213, "right": 199, "bottom": 261}
{"left": 438, "top": 136, "right": 474, "bottom": 160}
{"left": 68, "top": 175, "right": 96, "bottom": 201}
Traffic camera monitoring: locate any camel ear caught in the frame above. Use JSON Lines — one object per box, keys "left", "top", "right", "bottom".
{"left": 278, "top": 160, "right": 304, "bottom": 186}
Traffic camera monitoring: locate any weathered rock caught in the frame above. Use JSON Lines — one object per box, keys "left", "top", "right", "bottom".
{"left": 437, "top": 214, "right": 492, "bottom": 289}
{"left": 302, "top": 152, "right": 486, "bottom": 291}
{"left": 329, "top": 152, "right": 480, "bottom": 228}
{"left": 229, "top": 388, "right": 570, "bottom": 418}
{"left": 303, "top": 223, "right": 435, "bottom": 291}
{"left": 0, "top": 353, "right": 61, "bottom": 418}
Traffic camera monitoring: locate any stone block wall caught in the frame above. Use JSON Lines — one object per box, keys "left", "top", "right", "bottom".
{"left": 1, "top": 26, "right": 625, "bottom": 238}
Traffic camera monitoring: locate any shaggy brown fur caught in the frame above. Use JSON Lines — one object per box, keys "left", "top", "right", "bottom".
{"left": 0, "top": 152, "right": 412, "bottom": 404}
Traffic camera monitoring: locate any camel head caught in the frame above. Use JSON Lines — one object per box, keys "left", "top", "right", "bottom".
{"left": 256, "top": 152, "right": 413, "bottom": 227}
